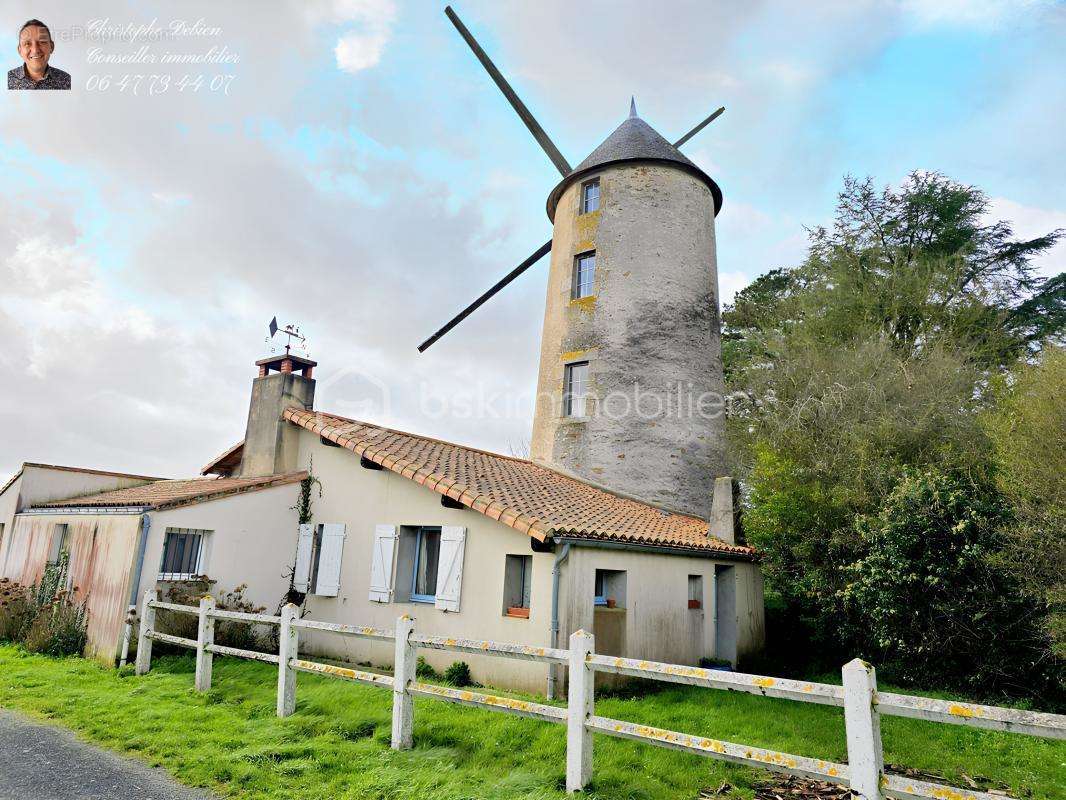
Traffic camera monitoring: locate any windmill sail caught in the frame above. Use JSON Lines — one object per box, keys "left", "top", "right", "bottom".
{"left": 445, "top": 6, "right": 571, "bottom": 176}
{"left": 417, "top": 240, "right": 552, "bottom": 352}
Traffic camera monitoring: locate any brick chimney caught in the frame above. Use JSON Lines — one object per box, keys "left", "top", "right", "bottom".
{"left": 238, "top": 352, "right": 317, "bottom": 477}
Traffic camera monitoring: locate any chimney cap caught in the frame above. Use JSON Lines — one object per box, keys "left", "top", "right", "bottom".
{"left": 255, "top": 353, "right": 317, "bottom": 369}
{"left": 256, "top": 353, "right": 317, "bottom": 378}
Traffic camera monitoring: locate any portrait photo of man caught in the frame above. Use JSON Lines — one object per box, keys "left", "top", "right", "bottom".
{"left": 8, "top": 19, "right": 70, "bottom": 90}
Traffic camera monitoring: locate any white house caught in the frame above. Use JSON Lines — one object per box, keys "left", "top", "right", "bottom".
{"left": 1, "top": 349, "right": 763, "bottom": 693}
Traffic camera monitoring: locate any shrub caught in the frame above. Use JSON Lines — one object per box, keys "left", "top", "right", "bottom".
{"left": 0, "top": 580, "right": 36, "bottom": 642}
{"left": 443, "top": 661, "right": 474, "bottom": 687}
{"left": 841, "top": 469, "right": 1058, "bottom": 702}
{"left": 22, "top": 594, "right": 88, "bottom": 657}
{"left": 0, "top": 561, "right": 88, "bottom": 658}
{"left": 158, "top": 579, "right": 273, "bottom": 653}
{"left": 415, "top": 656, "right": 440, "bottom": 681}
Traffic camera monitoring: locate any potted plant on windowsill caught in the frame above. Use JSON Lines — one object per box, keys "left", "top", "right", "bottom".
{"left": 506, "top": 606, "right": 530, "bottom": 619}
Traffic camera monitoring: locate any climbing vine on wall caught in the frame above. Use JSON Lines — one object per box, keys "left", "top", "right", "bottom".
{"left": 291, "top": 456, "right": 323, "bottom": 525}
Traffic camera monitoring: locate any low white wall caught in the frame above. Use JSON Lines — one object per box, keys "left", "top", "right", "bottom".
{"left": 144, "top": 482, "right": 302, "bottom": 615}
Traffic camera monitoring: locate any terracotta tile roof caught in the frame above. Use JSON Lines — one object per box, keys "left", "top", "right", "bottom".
{"left": 201, "top": 441, "right": 244, "bottom": 476}
{"left": 32, "top": 472, "right": 306, "bottom": 513}
{"left": 285, "top": 408, "right": 753, "bottom": 558}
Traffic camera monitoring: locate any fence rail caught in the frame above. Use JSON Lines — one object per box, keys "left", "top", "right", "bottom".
{"left": 134, "top": 591, "right": 1065, "bottom": 799}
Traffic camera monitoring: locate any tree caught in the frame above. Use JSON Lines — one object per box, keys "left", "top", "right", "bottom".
{"left": 726, "top": 173, "right": 1063, "bottom": 698}
{"left": 724, "top": 172, "right": 1064, "bottom": 376}
{"left": 983, "top": 347, "right": 1066, "bottom": 657}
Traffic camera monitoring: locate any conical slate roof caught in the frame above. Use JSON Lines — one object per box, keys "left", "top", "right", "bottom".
{"left": 546, "top": 105, "right": 723, "bottom": 220}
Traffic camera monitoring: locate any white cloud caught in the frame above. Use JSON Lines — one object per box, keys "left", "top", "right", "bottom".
{"left": 987, "top": 197, "right": 1066, "bottom": 278}
{"left": 328, "top": 0, "right": 397, "bottom": 73}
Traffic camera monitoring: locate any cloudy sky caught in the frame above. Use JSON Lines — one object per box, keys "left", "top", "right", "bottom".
{"left": 1, "top": 0, "right": 1063, "bottom": 480}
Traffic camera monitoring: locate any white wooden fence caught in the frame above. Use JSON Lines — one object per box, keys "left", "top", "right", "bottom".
{"left": 135, "top": 590, "right": 1065, "bottom": 799}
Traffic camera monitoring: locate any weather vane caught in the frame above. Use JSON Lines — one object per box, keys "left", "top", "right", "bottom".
{"left": 265, "top": 316, "right": 310, "bottom": 356}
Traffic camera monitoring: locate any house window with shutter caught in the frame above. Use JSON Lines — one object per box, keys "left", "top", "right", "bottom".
{"left": 159, "top": 528, "right": 209, "bottom": 580}
{"left": 292, "top": 523, "right": 346, "bottom": 596}
{"left": 411, "top": 526, "right": 442, "bottom": 602}
{"left": 503, "top": 554, "right": 532, "bottom": 618}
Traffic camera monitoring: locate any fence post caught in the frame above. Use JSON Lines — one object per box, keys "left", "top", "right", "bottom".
{"left": 391, "top": 615, "right": 416, "bottom": 750}
{"left": 134, "top": 588, "right": 157, "bottom": 676}
{"left": 567, "top": 629, "right": 595, "bottom": 793}
{"left": 118, "top": 604, "right": 136, "bottom": 668}
{"left": 843, "top": 658, "right": 884, "bottom": 800}
{"left": 195, "top": 595, "right": 216, "bottom": 692}
{"left": 277, "top": 603, "right": 299, "bottom": 717}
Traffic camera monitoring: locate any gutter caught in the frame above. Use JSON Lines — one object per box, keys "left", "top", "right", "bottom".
{"left": 546, "top": 542, "right": 571, "bottom": 700}
{"left": 552, "top": 535, "right": 756, "bottom": 562}
{"left": 20, "top": 506, "right": 150, "bottom": 515}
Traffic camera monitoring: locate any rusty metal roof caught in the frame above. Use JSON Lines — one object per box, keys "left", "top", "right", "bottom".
{"left": 546, "top": 111, "right": 723, "bottom": 221}
{"left": 285, "top": 408, "right": 752, "bottom": 558}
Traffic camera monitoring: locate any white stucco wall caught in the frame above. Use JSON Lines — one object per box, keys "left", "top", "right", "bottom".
{"left": 0, "top": 474, "right": 22, "bottom": 575}
{"left": 17, "top": 465, "right": 157, "bottom": 508}
{"left": 292, "top": 431, "right": 558, "bottom": 693}
{"left": 142, "top": 481, "right": 303, "bottom": 614}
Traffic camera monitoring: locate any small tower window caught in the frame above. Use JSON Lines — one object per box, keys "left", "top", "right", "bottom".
{"left": 563, "top": 361, "right": 589, "bottom": 417}
{"left": 581, "top": 179, "right": 600, "bottom": 214}
{"left": 572, "top": 251, "right": 596, "bottom": 300}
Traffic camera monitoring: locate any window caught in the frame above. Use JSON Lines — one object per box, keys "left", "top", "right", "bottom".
{"left": 563, "top": 361, "right": 590, "bottom": 417}
{"left": 503, "top": 554, "right": 532, "bottom": 617}
{"left": 47, "top": 523, "right": 71, "bottom": 564}
{"left": 159, "top": 528, "right": 208, "bottom": 580}
{"left": 572, "top": 251, "right": 596, "bottom": 299}
{"left": 688, "top": 574, "right": 703, "bottom": 609}
{"left": 411, "top": 526, "right": 442, "bottom": 602}
{"left": 594, "top": 569, "right": 626, "bottom": 608}
{"left": 581, "top": 179, "right": 600, "bottom": 214}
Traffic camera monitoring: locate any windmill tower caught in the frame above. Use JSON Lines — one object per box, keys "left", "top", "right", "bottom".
{"left": 421, "top": 7, "right": 728, "bottom": 519}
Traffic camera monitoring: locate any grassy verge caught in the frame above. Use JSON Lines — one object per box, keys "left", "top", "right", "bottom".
{"left": 0, "top": 646, "right": 1062, "bottom": 800}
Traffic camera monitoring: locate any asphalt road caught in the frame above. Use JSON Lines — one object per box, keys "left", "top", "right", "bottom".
{"left": 0, "top": 710, "right": 217, "bottom": 800}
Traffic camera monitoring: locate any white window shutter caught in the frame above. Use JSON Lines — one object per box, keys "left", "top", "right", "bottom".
{"left": 293, "top": 524, "right": 314, "bottom": 592}
{"left": 314, "top": 523, "right": 346, "bottom": 597}
{"left": 434, "top": 526, "right": 467, "bottom": 612}
{"left": 369, "top": 524, "right": 398, "bottom": 603}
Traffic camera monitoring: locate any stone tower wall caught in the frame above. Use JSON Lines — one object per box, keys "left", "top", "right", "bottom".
{"left": 530, "top": 161, "right": 726, "bottom": 517}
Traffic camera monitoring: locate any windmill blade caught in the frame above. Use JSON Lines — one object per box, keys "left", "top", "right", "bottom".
{"left": 418, "top": 239, "right": 553, "bottom": 352}
{"left": 673, "top": 106, "right": 725, "bottom": 148}
{"left": 445, "top": 6, "right": 571, "bottom": 177}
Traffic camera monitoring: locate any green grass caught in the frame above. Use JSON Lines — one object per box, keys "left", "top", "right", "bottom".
{"left": 0, "top": 646, "right": 1062, "bottom": 800}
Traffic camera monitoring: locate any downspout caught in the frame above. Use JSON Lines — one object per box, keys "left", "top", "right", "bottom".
{"left": 119, "top": 513, "right": 151, "bottom": 668}
{"left": 546, "top": 542, "right": 571, "bottom": 700}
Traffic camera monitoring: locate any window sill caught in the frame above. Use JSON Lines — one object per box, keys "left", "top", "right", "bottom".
{"left": 560, "top": 415, "right": 590, "bottom": 424}
{"left": 410, "top": 595, "right": 436, "bottom": 604}
{"left": 505, "top": 607, "right": 530, "bottom": 619}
